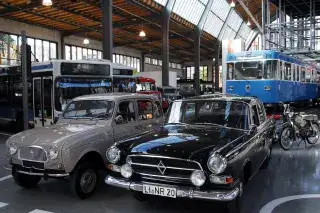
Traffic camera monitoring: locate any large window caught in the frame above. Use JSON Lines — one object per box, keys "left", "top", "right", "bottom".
{"left": 113, "top": 53, "right": 140, "bottom": 72}
{"left": 0, "top": 32, "right": 57, "bottom": 65}
{"left": 186, "top": 66, "right": 208, "bottom": 80}
{"left": 145, "top": 56, "right": 182, "bottom": 70}
{"left": 65, "top": 45, "right": 102, "bottom": 60}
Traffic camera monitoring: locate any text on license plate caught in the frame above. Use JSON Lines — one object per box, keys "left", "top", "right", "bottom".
{"left": 143, "top": 185, "right": 176, "bottom": 198}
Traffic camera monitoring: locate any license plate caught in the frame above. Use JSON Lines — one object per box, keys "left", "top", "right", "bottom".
{"left": 142, "top": 184, "right": 176, "bottom": 198}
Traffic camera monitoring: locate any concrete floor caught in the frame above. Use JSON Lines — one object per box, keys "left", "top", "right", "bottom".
{"left": 0, "top": 108, "right": 320, "bottom": 213}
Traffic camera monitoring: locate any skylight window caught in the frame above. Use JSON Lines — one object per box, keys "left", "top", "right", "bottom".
{"left": 173, "top": 0, "right": 206, "bottom": 25}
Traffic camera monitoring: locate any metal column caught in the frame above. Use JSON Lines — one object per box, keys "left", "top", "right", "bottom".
{"left": 102, "top": 0, "right": 113, "bottom": 60}
{"left": 261, "top": 0, "right": 266, "bottom": 50}
{"left": 194, "top": 29, "right": 201, "bottom": 95}
{"left": 310, "top": 0, "right": 316, "bottom": 50}
{"left": 161, "top": 8, "right": 170, "bottom": 87}
{"left": 266, "top": 0, "right": 271, "bottom": 49}
{"left": 21, "top": 30, "right": 28, "bottom": 130}
{"left": 214, "top": 41, "right": 220, "bottom": 92}
{"left": 60, "top": 35, "right": 65, "bottom": 59}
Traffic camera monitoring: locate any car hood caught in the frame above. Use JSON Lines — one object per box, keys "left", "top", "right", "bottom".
{"left": 9, "top": 122, "right": 104, "bottom": 148}
{"left": 128, "top": 124, "right": 246, "bottom": 159}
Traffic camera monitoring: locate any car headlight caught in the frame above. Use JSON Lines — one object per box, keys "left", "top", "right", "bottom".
{"left": 207, "top": 153, "right": 227, "bottom": 174}
{"left": 106, "top": 146, "right": 121, "bottom": 163}
{"left": 9, "top": 143, "right": 18, "bottom": 155}
{"left": 49, "top": 146, "right": 59, "bottom": 160}
{"left": 120, "top": 164, "right": 133, "bottom": 178}
{"left": 190, "top": 170, "right": 206, "bottom": 186}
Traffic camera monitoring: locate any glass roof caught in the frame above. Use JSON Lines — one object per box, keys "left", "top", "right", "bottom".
{"left": 211, "top": 0, "right": 231, "bottom": 21}
{"left": 154, "top": 0, "right": 168, "bottom": 6}
{"left": 151, "top": 0, "right": 252, "bottom": 42}
{"left": 172, "top": 0, "right": 206, "bottom": 25}
{"left": 203, "top": 11, "right": 224, "bottom": 37}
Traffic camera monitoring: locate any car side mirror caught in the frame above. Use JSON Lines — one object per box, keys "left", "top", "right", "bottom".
{"left": 248, "top": 124, "right": 258, "bottom": 135}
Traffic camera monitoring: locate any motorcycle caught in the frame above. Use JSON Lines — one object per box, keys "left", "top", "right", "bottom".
{"left": 279, "top": 103, "right": 320, "bottom": 150}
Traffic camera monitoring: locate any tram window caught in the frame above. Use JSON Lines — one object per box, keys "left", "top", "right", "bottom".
{"left": 263, "top": 60, "right": 277, "bottom": 79}
{"left": 306, "top": 70, "right": 311, "bottom": 83}
{"left": 284, "top": 63, "right": 291, "bottom": 81}
{"left": 297, "top": 66, "right": 300, "bottom": 81}
{"left": 227, "top": 63, "right": 234, "bottom": 80}
{"left": 234, "top": 61, "right": 262, "bottom": 80}
{"left": 292, "top": 65, "right": 296, "bottom": 81}
{"left": 301, "top": 68, "right": 306, "bottom": 82}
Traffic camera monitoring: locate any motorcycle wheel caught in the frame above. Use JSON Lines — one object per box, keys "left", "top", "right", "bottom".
{"left": 307, "top": 122, "right": 320, "bottom": 145}
{"left": 280, "top": 127, "right": 294, "bottom": 150}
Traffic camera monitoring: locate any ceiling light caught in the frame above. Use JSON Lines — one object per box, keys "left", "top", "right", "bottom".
{"left": 42, "top": 0, "right": 52, "bottom": 6}
{"left": 230, "top": 0, "right": 235, "bottom": 8}
{"left": 83, "top": 38, "right": 90, "bottom": 45}
{"left": 247, "top": 20, "right": 251, "bottom": 26}
{"left": 139, "top": 30, "right": 146, "bottom": 37}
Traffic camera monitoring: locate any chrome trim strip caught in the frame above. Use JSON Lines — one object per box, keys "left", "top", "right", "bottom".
{"left": 130, "top": 162, "right": 196, "bottom": 171}
{"left": 136, "top": 172, "right": 191, "bottom": 180}
{"left": 141, "top": 176, "right": 190, "bottom": 183}
{"left": 18, "top": 145, "right": 48, "bottom": 163}
{"left": 128, "top": 154, "right": 203, "bottom": 171}
{"left": 5, "top": 164, "right": 68, "bottom": 177}
{"left": 105, "top": 175, "right": 239, "bottom": 201}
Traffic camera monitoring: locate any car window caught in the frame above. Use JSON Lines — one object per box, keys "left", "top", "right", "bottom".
{"left": 154, "top": 100, "right": 163, "bottom": 118}
{"left": 257, "top": 102, "right": 266, "bottom": 123}
{"left": 252, "top": 105, "right": 260, "bottom": 126}
{"left": 137, "top": 100, "right": 153, "bottom": 120}
{"left": 115, "top": 101, "right": 136, "bottom": 125}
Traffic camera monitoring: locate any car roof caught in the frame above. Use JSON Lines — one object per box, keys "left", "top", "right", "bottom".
{"left": 73, "top": 93, "right": 157, "bottom": 101}
{"left": 177, "top": 94, "right": 256, "bottom": 103}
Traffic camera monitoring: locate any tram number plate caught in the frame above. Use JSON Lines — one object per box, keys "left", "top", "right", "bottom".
{"left": 143, "top": 185, "right": 176, "bottom": 198}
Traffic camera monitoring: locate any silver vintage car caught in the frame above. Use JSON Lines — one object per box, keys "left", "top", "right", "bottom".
{"left": 5, "top": 93, "right": 163, "bottom": 198}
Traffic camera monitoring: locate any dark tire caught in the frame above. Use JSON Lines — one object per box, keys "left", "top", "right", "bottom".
{"left": 260, "top": 147, "right": 271, "bottom": 170}
{"left": 307, "top": 122, "right": 320, "bottom": 145}
{"left": 132, "top": 191, "right": 147, "bottom": 202}
{"left": 226, "top": 181, "right": 243, "bottom": 213}
{"left": 70, "top": 162, "right": 98, "bottom": 199}
{"left": 12, "top": 169, "right": 41, "bottom": 189}
{"left": 280, "top": 127, "right": 294, "bottom": 150}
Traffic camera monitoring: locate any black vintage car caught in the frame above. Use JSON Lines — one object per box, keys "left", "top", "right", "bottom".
{"left": 105, "top": 94, "right": 276, "bottom": 213}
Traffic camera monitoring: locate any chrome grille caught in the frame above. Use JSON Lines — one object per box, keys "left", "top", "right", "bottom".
{"left": 128, "top": 155, "right": 202, "bottom": 183}
{"left": 18, "top": 146, "right": 47, "bottom": 162}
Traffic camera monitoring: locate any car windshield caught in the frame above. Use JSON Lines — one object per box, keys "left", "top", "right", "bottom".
{"left": 164, "top": 88, "right": 176, "bottom": 94}
{"left": 165, "top": 100, "right": 249, "bottom": 129}
{"left": 63, "top": 100, "right": 114, "bottom": 120}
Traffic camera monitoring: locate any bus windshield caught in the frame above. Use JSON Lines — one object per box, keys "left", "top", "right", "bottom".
{"left": 55, "top": 77, "right": 112, "bottom": 112}
{"left": 136, "top": 82, "right": 156, "bottom": 91}
{"left": 113, "top": 76, "right": 136, "bottom": 93}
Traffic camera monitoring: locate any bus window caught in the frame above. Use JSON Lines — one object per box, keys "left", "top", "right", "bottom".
{"left": 55, "top": 77, "right": 112, "bottom": 112}
{"left": 43, "top": 78, "right": 53, "bottom": 119}
{"left": 263, "top": 60, "right": 277, "bottom": 79}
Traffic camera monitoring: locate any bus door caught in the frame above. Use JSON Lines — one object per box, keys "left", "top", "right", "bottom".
{"left": 33, "top": 77, "right": 53, "bottom": 127}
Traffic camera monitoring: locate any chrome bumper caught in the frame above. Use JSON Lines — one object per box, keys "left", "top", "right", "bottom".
{"left": 4, "top": 164, "right": 69, "bottom": 178}
{"left": 105, "top": 175, "right": 239, "bottom": 201}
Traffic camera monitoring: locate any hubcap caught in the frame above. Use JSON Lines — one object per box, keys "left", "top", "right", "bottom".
{"left": 308, "top": 124, "right": 319, "bottom": 144}
{"left": 80, "top": 169, "right": 97, "bottom": 194}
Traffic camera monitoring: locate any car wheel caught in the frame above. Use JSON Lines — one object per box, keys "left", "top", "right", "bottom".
{"left": 12, "top": 168, "right": 41, "bottom": 189}
{"left": 132, "top": 191, "right": 147, "bottom": 202}
{"left": 70, "top": 162, "right": 98, "bottom": 199}
{"left": 226, "top": 181, "right": 243, "bottom": 213}
{"left": 260, "top": 148, "right": 271, "bottom": 170}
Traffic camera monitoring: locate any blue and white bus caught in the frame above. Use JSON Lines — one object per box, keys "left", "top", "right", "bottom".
{"left": 225, "top": 50, "right": 320, "bottom": 109}
{"left": 0, "top": 59, "right": 135, "bottom": 130}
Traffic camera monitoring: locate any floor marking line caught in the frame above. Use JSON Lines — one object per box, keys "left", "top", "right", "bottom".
{"left": 29, "top": 210, "right": 54, "bottom": 213}
{"left": 0, "top": 132, "right": 12, "bottom": 137}
{"left": 0, "top": 202, "right": 8, "bottom": 208}
{"left": 0, "top": 175, "right": 12, "bottom": 182}
{"left": 260, "top": 194, "right": 320, "bottom": 213}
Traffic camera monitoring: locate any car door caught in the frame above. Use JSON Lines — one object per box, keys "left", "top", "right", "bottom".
{"left": 113, "top": 99, "right": 143, "bottom": 142}
{"left": 257, "top": 101, "right": 272, "bottom": 156}
{"left": 137, "top": 99, "right": 162, "bottom": 133}
{"left": 250, "top": 103, "right": 265, "bottom": 172}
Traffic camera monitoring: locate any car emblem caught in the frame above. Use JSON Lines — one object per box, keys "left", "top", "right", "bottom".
{"left": 30, "top": 150, "right": 34, "bottom": 157}
{"left": 157, "top": 160, "right": 167, "bottom": 175}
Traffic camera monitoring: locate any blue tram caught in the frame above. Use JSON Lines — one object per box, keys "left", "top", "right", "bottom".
{"left": 226, "top": 50, "right": 320, "bottom": 107}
